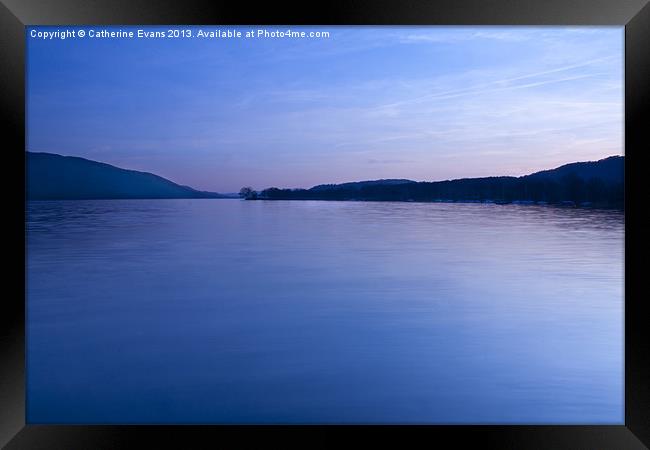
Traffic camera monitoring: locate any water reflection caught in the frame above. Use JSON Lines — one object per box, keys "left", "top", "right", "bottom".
{"left": 26, "top": 199, "right": 624, "bottom": 424}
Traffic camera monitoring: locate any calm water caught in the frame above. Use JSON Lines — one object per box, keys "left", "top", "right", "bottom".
{"left": 26, "top": 199, "right": 624, "bottom": 424}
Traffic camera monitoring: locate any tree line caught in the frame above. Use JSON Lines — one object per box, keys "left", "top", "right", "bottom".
{"left": 241, "top": 173, "right": 623, "bottom": 208}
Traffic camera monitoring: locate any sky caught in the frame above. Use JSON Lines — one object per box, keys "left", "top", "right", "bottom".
{"left": 27, "top": 26, "right": 623, "bottom": 193}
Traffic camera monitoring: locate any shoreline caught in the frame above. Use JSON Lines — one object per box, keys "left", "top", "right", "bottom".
{"left": 244, "top": 197, "right": 624, "bottom": 211}
{"left": 25, "top": 197, "right": 624, "bottom": 211}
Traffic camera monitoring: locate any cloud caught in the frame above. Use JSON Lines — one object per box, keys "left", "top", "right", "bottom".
{"left": 367, "top": 159, "right": 413, "bottom": 164}
{"left": 398, "top": 29, "right": 531, "bottom": 44}
{"left": 370, "top": 55, "right": 617, "bottom": 112}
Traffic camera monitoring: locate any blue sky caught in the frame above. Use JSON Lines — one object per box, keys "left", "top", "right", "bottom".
{"left": 27, "top": 26, "right": 623, "bottom": 192}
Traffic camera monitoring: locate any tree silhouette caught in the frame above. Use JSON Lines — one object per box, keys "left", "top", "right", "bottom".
{"left": 239, "top": 187, "right": 257, "bottom": 200}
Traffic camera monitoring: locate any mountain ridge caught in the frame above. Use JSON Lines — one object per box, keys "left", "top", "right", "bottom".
{"left": 27, "top": 152, "right": 224, "bottom": 200}
{"left": 303, "top": 155, "right": 623, "bottom": 190}
{"left": 253, "top": 155, "right": 624, "bottom": 208}
{"left": 27, "top": 151, "right": 624, "bottom": 207}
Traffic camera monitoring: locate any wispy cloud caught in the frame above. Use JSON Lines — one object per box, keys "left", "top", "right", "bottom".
{"left": 398, "top": 29, "right": 531, "bottom": 44}
{"left": 367, "top": 158, "right": 413, "bottom": 164}
{"left": 369, "top": 56, "right": 617, "bottom": 112}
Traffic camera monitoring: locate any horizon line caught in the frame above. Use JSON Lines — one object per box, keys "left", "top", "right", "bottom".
{"left": 26, "top": 150, "right": 623, "bottom": 193}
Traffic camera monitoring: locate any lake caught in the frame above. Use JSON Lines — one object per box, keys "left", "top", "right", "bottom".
{"left": 26, "top": 199, "right": 624, "bottom": 424}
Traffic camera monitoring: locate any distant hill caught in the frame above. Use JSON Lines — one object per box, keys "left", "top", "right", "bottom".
{"left": 252, "top": 155, "right": 624, "bottom": 208}
{"left": 311, "top": 179, "right": 416, "bottom": 191}
{"left": 27, "top": 152, "right": 224, "bottom": 200}
{"left": 525, "top": 155, "right": 623, "bottom": 183}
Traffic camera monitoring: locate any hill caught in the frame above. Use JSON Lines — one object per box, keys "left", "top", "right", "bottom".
{"left": 252, "top": 156, "right": 624, "bottom": 208}
{"left": 525, "top": 155, "right": 623, "bottom": 183}
{"left": 27, "top": 152, "right": 224, "bottom": 200}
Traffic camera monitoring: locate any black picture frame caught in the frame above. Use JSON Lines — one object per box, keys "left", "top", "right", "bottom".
{"left": 2, "top": 1, "right": 648, "bottom": 448}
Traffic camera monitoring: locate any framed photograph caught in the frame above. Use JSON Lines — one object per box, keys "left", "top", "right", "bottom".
{"left": 2, "top": 0, "right": 649, "bottom": 448}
